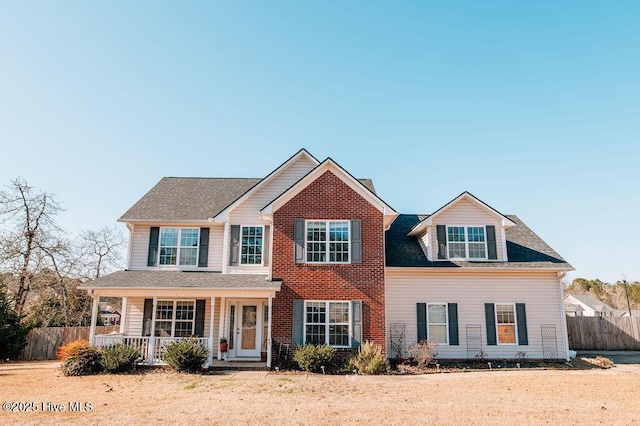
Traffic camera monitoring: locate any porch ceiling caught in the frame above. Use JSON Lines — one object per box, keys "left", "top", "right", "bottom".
{"left": 79, "top": 270, "right": 279, "bottom": 290}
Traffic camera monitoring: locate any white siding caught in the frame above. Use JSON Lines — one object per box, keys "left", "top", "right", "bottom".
{"left": 429, "top": 198, "right": 506, "bottom": 261}
{"left": 385, "top": 269, "right": 567, "bottom": 360}
{"left": 124, "top": 297, "right": 218, "bottom": 350}
{"left": 129, "top": 224, "right": 224, "bottom": 271}
{"left": 229, "top": 156, "right": 317, "bottom": 224}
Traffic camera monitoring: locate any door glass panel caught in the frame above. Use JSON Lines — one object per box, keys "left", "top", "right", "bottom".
{"left": 241, "top": 305, "right": 257, "bottom": 350}
{"left": 229, "top": 305, "right": 235, "bottom": 350}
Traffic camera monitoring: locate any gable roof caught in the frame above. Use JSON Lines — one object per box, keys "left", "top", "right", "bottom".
{"left": 119, "top": 177, "right": 261, "bottom": 223}
{"left": 566, "top": 294, "right": 613, "bottom": 312}
{"left": 408, "top": 191, "right": 516, "bottom": 236}
{"left": 210, "top": 149, "right": 320, "bottom": 222}
{"left": 260, "top": 158, "right": 398, "bottom": 228}
{"left": 386, "top": 214, "right": 572, "bottom": 269}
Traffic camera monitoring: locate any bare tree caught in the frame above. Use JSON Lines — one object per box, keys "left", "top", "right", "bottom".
{"left": 78, "top": 226, "right": 126, "bottom": 279}
{"left": 0, "top": 179, "right": 65, "bottom": 315}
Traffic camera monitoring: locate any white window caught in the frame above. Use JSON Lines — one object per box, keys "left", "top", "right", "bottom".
{"left": 496, "top": 304, "right": 517, "bottom": 344}
{"left": 427, "top": 304, "right": 448, "bottom": 344}
{"left": 306, "top": 220, "right": 350, "bottom": 263}
{"left": 304, "top": 301, "right": 350, "bottom": 347}
{"left": 154, "top": 300, "right": 195, "bottom": 337}
{"left": 447, "top": 226, "right": 486, "bottom": 260}
{"left": 240, "top": 226, "right": 263, "bottom": 265}
{"left": 159, "top": 228, "right": 199, "bottom": 266}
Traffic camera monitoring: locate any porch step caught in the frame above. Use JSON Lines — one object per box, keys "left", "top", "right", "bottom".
{"left": 207, "top": 361, "right": 269, "bottom": 372}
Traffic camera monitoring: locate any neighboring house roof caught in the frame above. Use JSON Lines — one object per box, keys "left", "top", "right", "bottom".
{"left": 563, "top": 302, "right": 584, "bottom": 314}
{"left": 386, "top": 214, "right": 572, "bottom": 269}
{"left": 119, "top": 176, "right": 377, "bottom": 223}
{"left": 566, "top": 294, "right": 614, "bottom": 312}
{"left": 79, "top": 270, "right": 280, "bottom": 290}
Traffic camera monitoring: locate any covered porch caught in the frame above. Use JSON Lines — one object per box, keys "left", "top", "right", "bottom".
{"left": 80, "top": 270, "right": 281, "bottom": 368}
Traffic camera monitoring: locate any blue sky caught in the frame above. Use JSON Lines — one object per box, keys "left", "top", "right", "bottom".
{"left": 1, "top": 1, "right": 638, "bottom": 283}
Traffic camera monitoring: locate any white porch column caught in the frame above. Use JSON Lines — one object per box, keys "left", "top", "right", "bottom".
{"left": 267, "top": 295, "right": 273, "bottom": 368}
{"left": 88, "top": 293, "right": 99, "bottom": 346}
{"left": 207, "top": 296, "right": 216, "bottom": 367}
{"left": 119, "top": 297, "right": 128, "bottom": 334}
{"left": 217, "top": 297, "right": 226, "bottom": 360}
{"left": 148, "top": 296, "right": 157, "bottom": 365}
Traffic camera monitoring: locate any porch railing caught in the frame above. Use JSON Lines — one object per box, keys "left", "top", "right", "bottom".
{"left": 94, "top": 336, "right": 210, "bottom": 365}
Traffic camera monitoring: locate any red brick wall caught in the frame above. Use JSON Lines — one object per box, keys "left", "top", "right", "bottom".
{"left": 271, "top": 170, "right": 386, "bottom": 352}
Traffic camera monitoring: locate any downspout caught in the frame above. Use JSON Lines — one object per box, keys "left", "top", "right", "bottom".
{"left": 557, "top": 271, "right": 571, "bottom": 361}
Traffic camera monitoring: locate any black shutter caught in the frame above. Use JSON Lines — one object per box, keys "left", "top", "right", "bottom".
{"left": 194, "top": 300, "right": 206, "bottom": 337}
{"left": 516, "top": 303, "right": 528, "bottom": 345}
{"left": 293, "top": 299, "right": 304, "bottom": 346}
{"left": 147, "top": 227, "right": 160, "bottom": 267}
{"left": 437, "top": 225, "right": 447, "bottom": 259}
{"left": 198, "top": 228, "right": 209, "bottom": 267}
{"left": 485, "top": 303, "right": 497, "bottom": 345}
{"left": 351, "top": 300, "right": 363, "bottom": 348}
{"left": 263, "top": 225, "right": 270, "bottom": 267}
{"left": 448, "top": 303, "right": 459, "bottom": 345}
{"left": 486, "top": 225, "right": 497, "bottom": 260}
{"left": 294, "top": 219, "right": 305, "bottom": 264}
{"left": 351, "top": 219, "right": 362, "bottom": 264}
{"left": 229, "top": 225, "right": 240, "bottom": 266}
{"left": 417, "top": 303, "right": 427, "bottom": 342}
{"left": 143, "top": 299, "right": 153, "bottom": 336}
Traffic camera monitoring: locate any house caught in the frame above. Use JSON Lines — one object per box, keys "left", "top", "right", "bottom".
{"left": 564, "top": 294, "right": 615, "bottom": 317}
{"left": 98, "top": 300, "right": 121, "bottom": 326}
{"left": 80, "top": 149, "right": 573, "bottom": 366}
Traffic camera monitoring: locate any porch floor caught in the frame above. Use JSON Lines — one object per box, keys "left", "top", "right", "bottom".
{"left": 208, "top": 360, "right": 269, "bottom": 371}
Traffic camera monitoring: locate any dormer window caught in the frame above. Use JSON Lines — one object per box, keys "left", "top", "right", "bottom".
{"left": 447, "top": 226, "right": 486, "bottom": 260}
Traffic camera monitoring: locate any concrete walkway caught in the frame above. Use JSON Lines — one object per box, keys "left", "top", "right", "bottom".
{"left": 577, "top": 350, "right": 640, "bottom": 364}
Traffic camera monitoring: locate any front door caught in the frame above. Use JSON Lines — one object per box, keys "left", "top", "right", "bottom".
{"left": 236, "top": 303, "right": 260, "bottom": 358}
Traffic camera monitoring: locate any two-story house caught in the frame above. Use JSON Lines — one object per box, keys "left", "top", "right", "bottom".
{"left": 80, "top": 149, "right": 573, "bottom": 367}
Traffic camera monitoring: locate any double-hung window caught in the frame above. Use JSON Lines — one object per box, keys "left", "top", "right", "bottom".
{"left": 306, "top": 220, "right": 350, "bottom": 263}
{"left": 159, "top": 228, "right": 199, "bottom": 266}
{"left": 496, "top": 304, "right": 517, "bottom": 344}
{"left": 304, "top": 301, "right": 350, "bottom": 347}
{"left": 154, "top": 300, "right": 195, "bottom": 337}
{"left": 427, "top": 304, "right": 448, "bottom": 344}
{"left": 447, "top": 226, "right": 486, "bottom": 260}
{"left": 240, "top": 226, "right": 263, "bottom": 265}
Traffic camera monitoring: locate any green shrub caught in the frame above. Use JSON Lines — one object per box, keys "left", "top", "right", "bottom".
{"left": 346, "top": 341, "right": 389, "bottom": 375}
{"left": 59, "top": 340, "right": 101, "bottom": 376}
{"left": 293, "top": 344, "right": 336, "bottom": 373}
{"left": 101, "top": 343, "right": 142, "bottom": 373}
{"left": 0, "top": 284, "right": 30, "bottom": 360}
{"left": 163, "top": 338, "right": 210, "bottom": 373}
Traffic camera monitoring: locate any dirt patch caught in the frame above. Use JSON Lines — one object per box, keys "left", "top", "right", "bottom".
{"left": 1, "top": 361, "right": 639, "bottom": 425}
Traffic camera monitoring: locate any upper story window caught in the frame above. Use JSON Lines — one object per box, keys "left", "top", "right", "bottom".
{"left": 447, "top": 226, "right": 486, "bottom": 260}
{"left": 159, "top": 228, "right": 199, "bottom": 266}
{"left": 306, "top": 220, "right": 350, "bottom": 263}
{"left": 241, "top": 226, "right": 263, "bottom": 265}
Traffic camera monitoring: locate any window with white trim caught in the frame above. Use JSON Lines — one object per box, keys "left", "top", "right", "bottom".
{"left": 159, "top": 228, "right": 199, "bottom": 266}
{"left": 447, "top": 226, "right": 486, "bottom": 260}
{"left": 154, "top": 300, "right": 195, "bottom": 337}
{"left": 304, "top": 301, "right": 350, "bottom": 347}
{"left": 496, "top": 304, "right": 517, "bottom": 344}
{"left": 427, "top": 304, "right": 448, "bottom": 344}
{"left": 240, "top": 226, "right": 263, "bottom": 265}
{"left": 306, "top": 220, "right": 350, "bottom": 263}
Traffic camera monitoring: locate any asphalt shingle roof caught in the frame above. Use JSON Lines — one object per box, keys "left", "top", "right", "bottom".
{"left": 79, "top": 270, "right": 280, "bottom": 290}
{"left": 120, "top": 177, "right": 376, "bottom": 222}
{"left": 567, "top": 294, "right": 612, "bottom": 311}
{"left": 386, "top": 214, "right": 572, "bottom": 270}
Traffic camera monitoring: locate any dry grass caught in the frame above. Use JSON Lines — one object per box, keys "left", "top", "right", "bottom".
{"left": 579, "top": 356, "right": 616, "bottom": 369}
{"left": 1, "top": 361, "right": 640, "bottom": 425}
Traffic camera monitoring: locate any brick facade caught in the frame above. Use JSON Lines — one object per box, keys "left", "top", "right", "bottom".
{"left": 271, "top": 170, "right": 386, "bottom": 352}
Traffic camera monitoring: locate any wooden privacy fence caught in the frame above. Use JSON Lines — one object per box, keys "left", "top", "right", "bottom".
{"left": 19, "top": 326, "right": 120, "bottom": 361}
{"left": 566, "top": 316, "right": 640, "bottom": 350}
